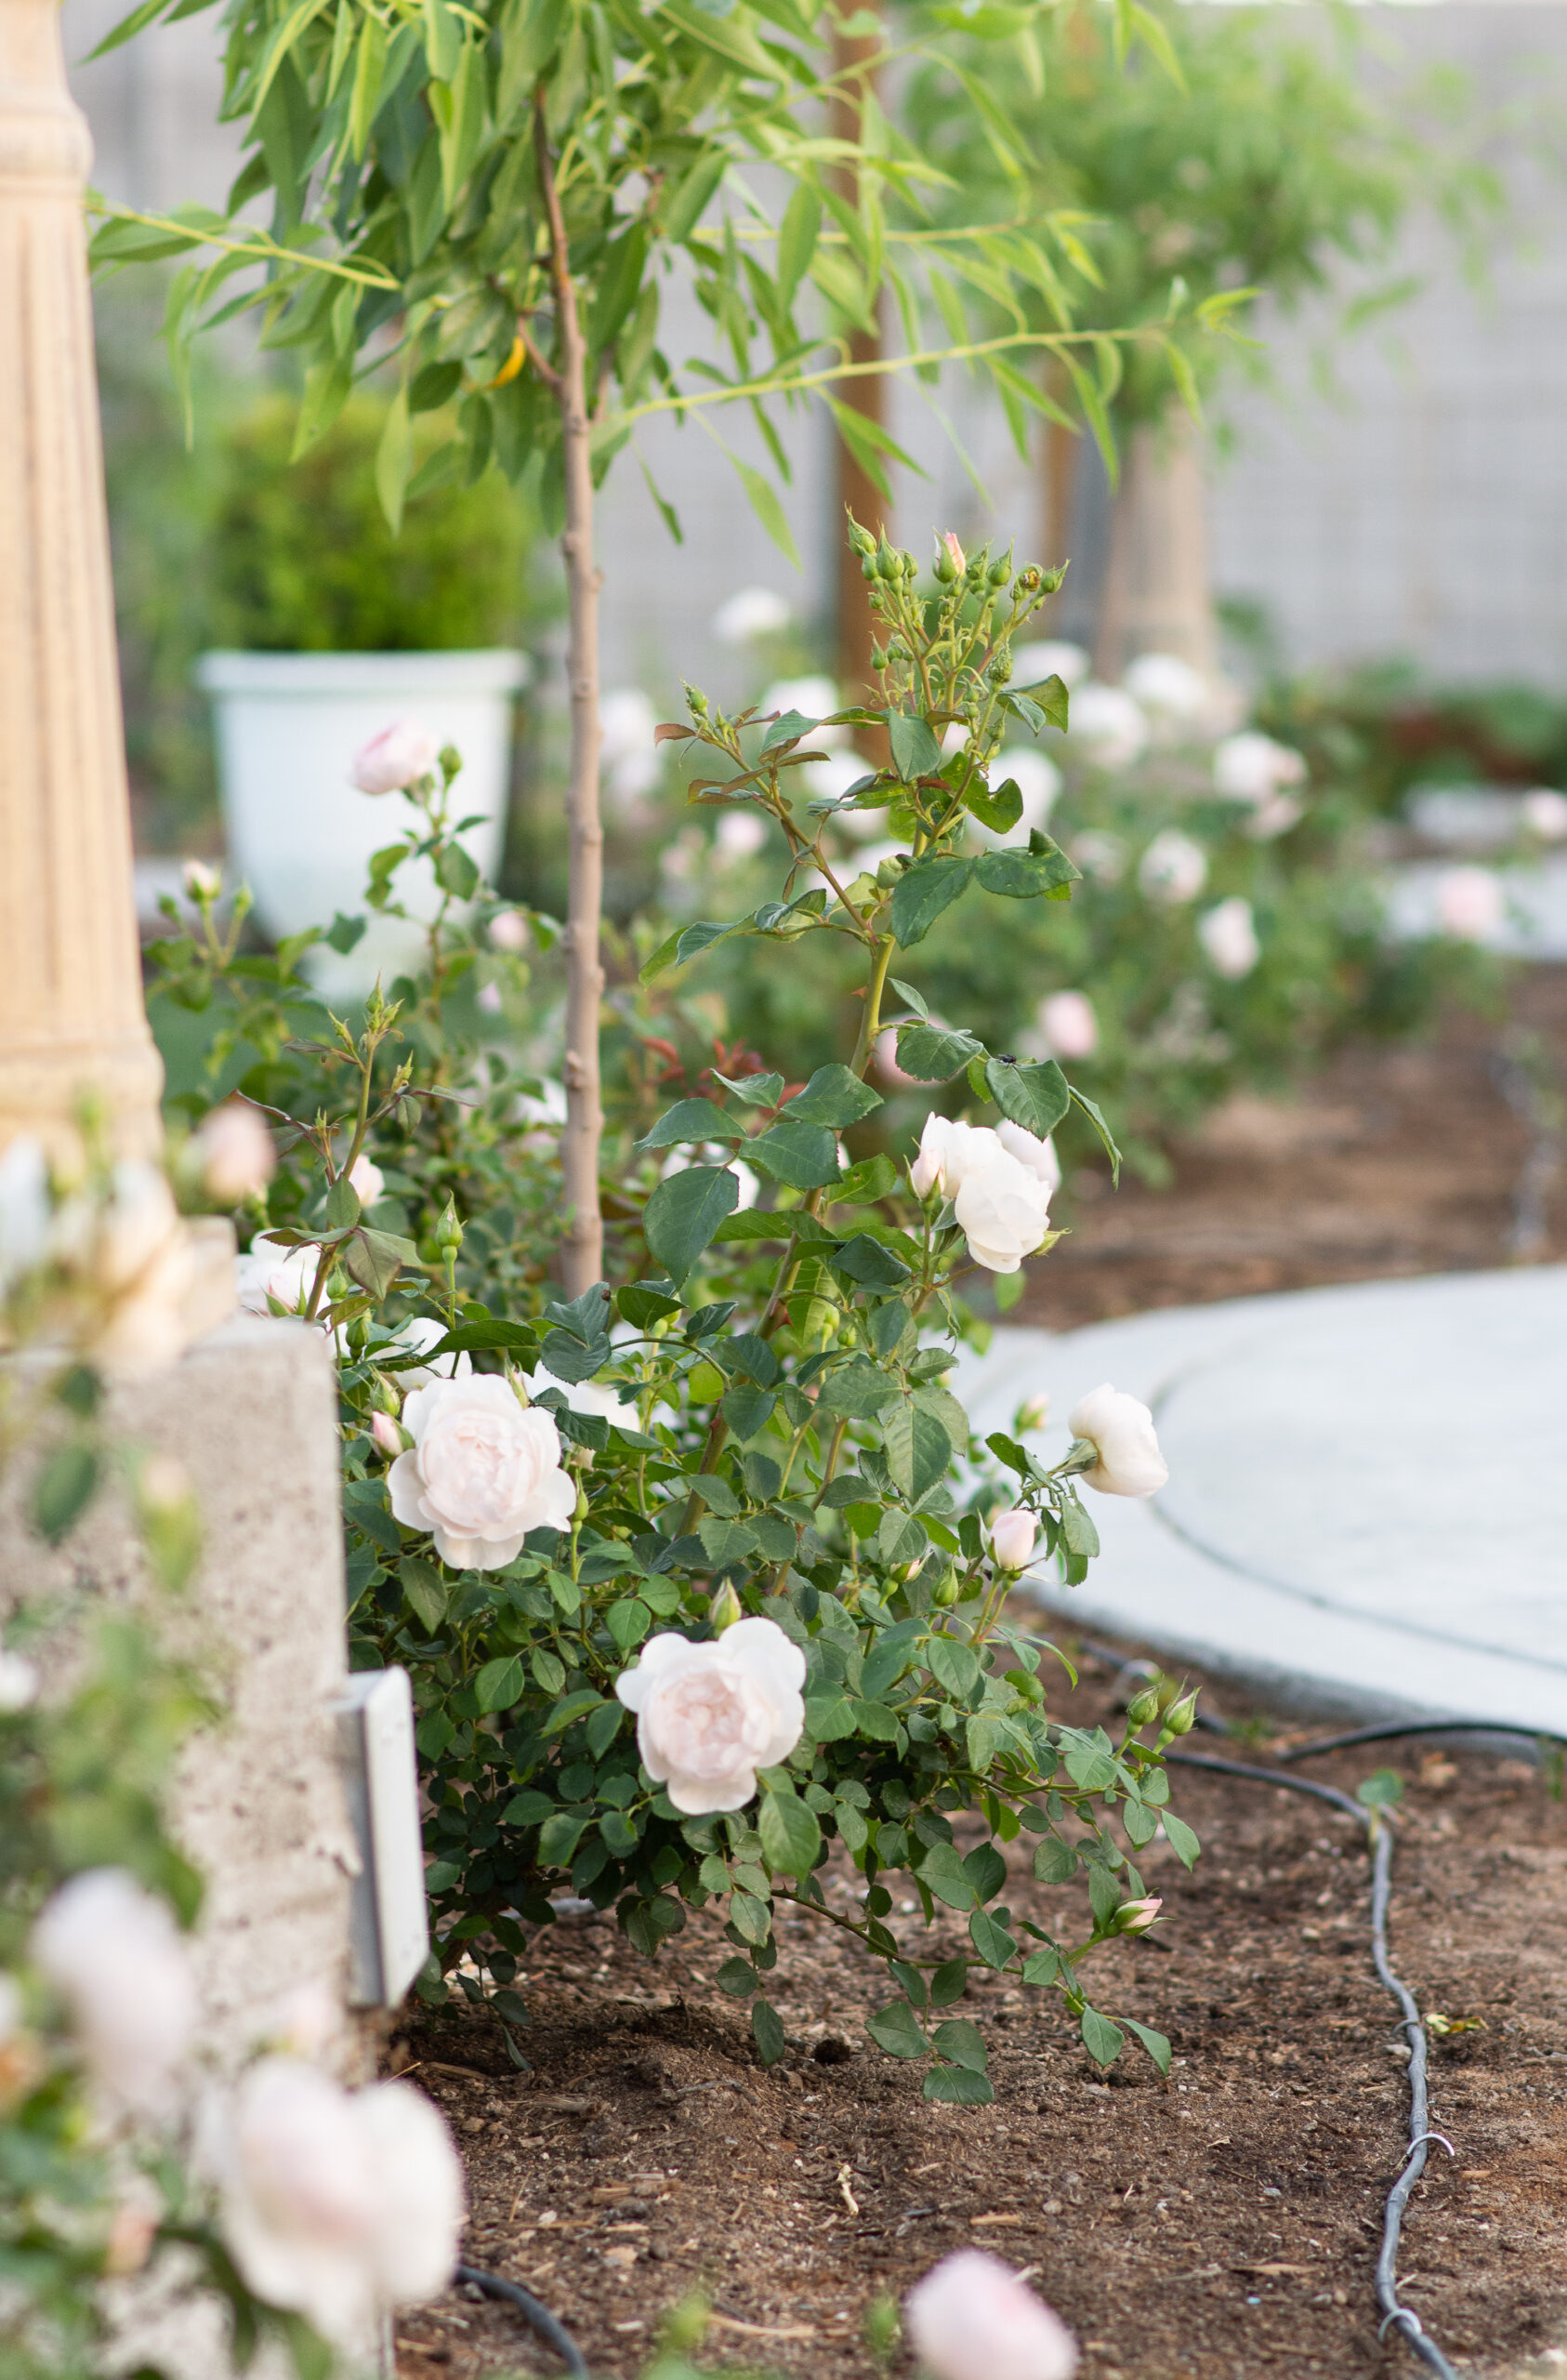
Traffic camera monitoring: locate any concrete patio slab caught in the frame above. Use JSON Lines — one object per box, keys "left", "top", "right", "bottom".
{"left": 954, "top": 1266, "right": 1567, "bottom": 1730}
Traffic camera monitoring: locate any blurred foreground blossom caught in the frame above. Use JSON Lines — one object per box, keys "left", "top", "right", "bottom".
{"left": 195, "top": 1103, "right": 276, "bottom": 1204}
{"left": 32, "top": 1869, "right": 197, "bottom": 2114}
{"left": 351, "top": 721, "right": 439, "bottom": 796}
{"left": 208, "top": 2057, "right": 463, "bottom": 2345}
{"left": 615, "top": 1617, "right": 806, "bottom": 1814}
{"left": 0, "top": 1650, "right": 40, "bottom": 1712}
{"left": 1068, "top": 1383, "right": 1168, "bottom": 1499}
{"left": 906, "top": 2250, "right": 1079, "bottom": 2380}
{"left": 716, "top": 811, "right": 768, "bottom": 862}
{"left": 348, "top": 1153, "right": 383, "bottom": 1206}
{"left": 1122, "top": 651, "right": 1210, "bottom": 729}
{"left": 1197, "top": 895, "right": 1261, "bottom": 980}
{"left": 0, "top": 1136, "right": 49, "bottom": 1290}
{"left": 91, "top": 1164, "right": 195, "bottom": 1374}
{"left": 1213, "top": 729, "right": 1308, "bottom": 806}
{"left": 713, "top": 587, "right": 791, "bottom": 645}
{"left": 488, "top": 907, "right": 530, "bottom": 953}
{"left": 1436, "top": 865, "right": 1505, "bottom": 943}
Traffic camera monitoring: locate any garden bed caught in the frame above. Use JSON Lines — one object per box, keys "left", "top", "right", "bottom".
{"left": 391, "top": 1636, "right": 1567, "bottom": 2380}
{"left": 1021, "top": 966, "right": 1567, "bottom": 1331}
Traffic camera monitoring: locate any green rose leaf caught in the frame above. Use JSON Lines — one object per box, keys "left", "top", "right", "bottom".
{"left": 434, "top": 839, "right": 480, "bottom": 899}
{"left": 633, "top": 1098, "right": 738, "bottom": 1151}
{"left": 1162, "top": 1812, "right": 1202, "bottom": 1870}
{"left": 890, "top": 856, "right": 973, "bottom": 948}
{"left": 758, "top": 1785, "right": 822, "bottom": 1878}
{"left": 1062, "top": 1737, "right": 1118, "bottom": 1793}
{"left": 923, "top": 2064, "right": 994, "bottom": 2105}
{"left": 398, "top": 1557, "right": 446, "bottom": 1633}
{"left": 866, "top": 1997, "right": 929, "bottom": 2058}
{"left": 746, "top": 1119, "right": 840, "bottom": 1187}
{"left": 850, "top": 1699, "right": 902, "bottom": 1742}
{"left": 973, "top": 843, "right": 1078, "bottom": 899}
{"left": 1124, "top": 2018, "right": 1172, "bottom": 2076}
{"left": 930, "top": 2016, "right": 988, "bottom": 2072}
{"left": 716, "top": 1955, "right": 759, "bottom": 1997}
{"left": 888, "top": 711, "right": 944, "bottom": 781}
{"left": 817, "top": 1359, "right": 902, "bottom": 1419}
{"left": 1069, "top": 1084, "right": 1122, "bottom": 1183}
{"left": 751, "top": 1997, "right": 786, "bottom": 2064}
{"left": 926, "top": 1637, "right": 981, "bottom": 1701}
{"left": 1009, "top": 669, "right": 1070, "bottom": 730}
{"left": 895, "top": 1022, "right": 984, "bottom": 1080}
{"left": 805, "top": 1695, "right": 858, "bottom": 1742}
{"left": 984, "top": 1057, "right": 1070, "bottom": 1140}
{"left": 721, "top": 1383, "right": 777, "bottom": 1440}
{"left": 884, "top": 1402, "right": 952, "bottom": 1503}
{"left": 697, "top": 1514, "right": 759, "bottom": 1568}
{"left": 968, "top": 1908, "right": 1016, "bottom": 1969}
{"left": 782, "top": 1063, "right": 884, "bottom": 1128}
{"left": 915, "top": 1840, "right": 977, "bottom": 1911}
{"left": 830, "top": 1235, "right": 913, "bottom": 1289}
{"left": 475, "top": 1654, "right": 526, "bottom": 1713}
{"left": 1081, "top": 2005, "right": 1126, "bottom": 2069}
{"left": 967, "top": 775, "right": 1024, "bottom": 834}
{"left": 929, "top": 1958, "right": 968, "bottom": 2006}
{"left": 963, "top": 1842, "right": 1007, "bottom": 1903}
{"left": 642, "top": 1162, "right": 740, "bottom": 1284}
{"left": 538, "top": 1809, "right": 591, "bottom": 1866}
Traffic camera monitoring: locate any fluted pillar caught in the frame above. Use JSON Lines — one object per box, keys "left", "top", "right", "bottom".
{"left": 0, "top": 0, "right": 164, "bottom": 1158}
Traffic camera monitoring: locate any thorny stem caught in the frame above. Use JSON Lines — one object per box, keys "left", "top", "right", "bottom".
{"left": 536, "top": 86, "right": 605, "bottom": 1297}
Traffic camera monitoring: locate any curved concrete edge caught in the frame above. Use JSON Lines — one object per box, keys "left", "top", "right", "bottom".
{"left": 193, "top": 647, "right": 532, "bottom": 694}
{"left": 953, "top": 1272, "right": 1567, "bottom": 1732}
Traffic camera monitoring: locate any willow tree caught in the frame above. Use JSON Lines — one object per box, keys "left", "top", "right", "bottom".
{"left": 92, "top": 0, "right": 1198, "bottom": 1287}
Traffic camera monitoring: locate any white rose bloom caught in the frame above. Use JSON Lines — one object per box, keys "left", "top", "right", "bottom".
{"left": 1138, "top": 828, "right": 1208, "bottom": 906}
{"left": 0, "top": 1972, "right": 22, "bottom": 2044}
{"left": 716, "top": 811, "right": 768, "bottom": 863}
{"left": 1122, "top": 652, "right": 1210, "bottom": 727}
{"left": 599, "top": 688, "right": 663, "bottom": 807}
{"left": 210, "top": 2059, "right": 464, "bottom": 2346}
{"left": 994, "top": 1119, "right": 1061, "bottom": 1198}
{"left": 0, "top": 1136, "right": 50, "bottom": 1291}
{"left": 390, "top": 1315, "right": 473, "bottom": 1390}
{"left": 761, "top": 674, "right": 847, "bottom": 752}
{"left": 1070, "top": 830, "right": 1126, "bottom": 885}
{"left": 1213, "top": 730, "right": 1307, "bottom": 806}
{"left": 350, "top": 721, "right": 440, "bottom": 797}
{"left": 1011, "top": 639, "right": 1089, "bottom": 692}
{"left": 615, "top": 1617, "right": 806, "bottom": 1815}
{"left": 31, "top": 1869, "right": 197, "bottom": 2113}
{"left": 348, "top": 1153, "right": 384, "bottom": 1206}
{"left": 1197, "top": 896, "right": 1261, "bottom": 980}
{"left": 1067, "top": 683, "right": 1149, "bottom": 774}
{"left": 814, "top": 747, "right": 880, "bottom": 834}
{"left": 1521, "top": 787, "right": 1567, "bottom": 840}
{"left": 911, "top": 1116, "right": 1053, "bottom": 1274}
{"left": 713, "top": 587, "right": 791, "bottom": 645}
{"left": 1435, "top": 865, "right": 1505, "bottom": 944}
{"left": 1068, "top": 1382, "right": 1168, "bottom": 1499}
{"left": 973, "top": 748, "right": 1060, "bottom": 849}
{"left": 906, "top": 2250, "right": 1079, "bottom": 2380}
{"left": 1033, "top": 990, "right": 1098, "bottom": 1062}
{"left": 388, "top": 1373, "right": 575, "bottom": 1568}
{"left": 0, "top": 1650, "right": 40, "bottom": 1712}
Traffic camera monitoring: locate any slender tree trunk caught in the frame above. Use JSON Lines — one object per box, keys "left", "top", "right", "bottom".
{"left": 535, "top": 94, "right": 604, "bottom": 1293}
{"left": 830, "top": 8, "right": 885, "bottom": 706}
{"left": 1093, "top": 410, "right": 1218, "bottom": 685}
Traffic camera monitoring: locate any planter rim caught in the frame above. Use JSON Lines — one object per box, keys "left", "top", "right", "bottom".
{"left": 194, "top": 648, "right": 531, "bottom": 695}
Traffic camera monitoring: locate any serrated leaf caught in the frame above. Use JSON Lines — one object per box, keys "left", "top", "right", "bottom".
{"left": 884, "top": 1402, "right": 952, "bottom": 1503}
{"left": 816, "top": 1360, "right": 901, "bottom": 1420}
{"left": 1080, "top": 2006, "right": 1125, "bottom": 2069}
{"left": 698, "top": 1514, "right": 759, "bottom": 1568}
{"left": 888, "top": 712, "right": 943, "bottom": 781}
{"left": 973, "top": 844, "right": 1078, "bottom": 900}
{"left": 915, "top": 1839, "right": 977, "bottom": 1911}
{"left": 889, "top": 857, "right": 972, "bottom": 948}
{"left": 716, "top": 1955, "right": 758, "bottom": 1997}
{"left": 1033, "top": 1835, "right": 1078, "bottom": 1884}
{"left": 634, "top": 1098, "right": 737, "bottom": 1151}
{"left": 866, "top": 1997, "right": 928, "bottom": 2058}
{"left": 746, "top": 1118, "right": 839, "bottom": 1188}
{"left": 642, "top": 1163, "right": 739, "bottom": 1284}
{"left": 968, "top": 1908, "right": 1016, "bottom": 1969}
{"left": 538, "top": 1809, "right": 590, "bottom": 1866}
{"left": 758, "top": 1786, "right": 821, "bottom": 1878}
{"left": 926, "top": 1637, "right": 981, "bottom": 1700}
{"left": 399, "top": 1557, "right": 446, "bottom": 1633}
{"left": 929, "top": 1957, "right": 968, "bottom": 2006}
{"left": 805, "top": 1695, "right": 857, "bottom": 1742}
{"left": 475, "top": 1654, "right": 525, "bottom": 1713}
{"left": 1162, "top": 1812, "right": 1202, "bottom": 1869}
{"left": 896, "top": 1022, "right": 984, "bottom": 1080}
{"left": 830, "top": 1234, "right": 912, "bottom": 1289}
{"left": 782, "top": 1063, "right": 883, "bottom": 1128}
{"left": 984, "top": 1057, "right": 1070, "bottom": 1139}
{"left": 968, "top": 775, "right": 1024, "bottom": 834}
{"left": 923, "top": 2063, "right": 994, "bottom": 2104}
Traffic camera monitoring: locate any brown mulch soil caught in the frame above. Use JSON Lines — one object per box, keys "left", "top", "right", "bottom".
{"left": 1016, "top": 967, "right": 1567, "bottom": 1332}
{"left": 390, "top": 1640, "right": 1567, "bottom": 2380}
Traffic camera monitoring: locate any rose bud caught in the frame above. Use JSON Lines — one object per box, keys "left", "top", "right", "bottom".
{"left": 708, "top": 1581, "right": 743, "bottom": 1633}
{"left": 371, "top": 1410, "right": 407, "bottom": 1460}
{"left": 988, "top": 1507, "right": 1038, "bottom": 1573}
{"left": 1161, "top": 1690, "right": 1198, "bottom": 1738}
{"left": 1112, "top": 1897, "right": 1163, "bottom": 1937}
{"left": 183, "top": 860, "right": 221, "bottom": 902}
{"left": 1013, "top": 1394, "right": 1050, "bottom": 1435}
{"left": 350, "top": 721, "right": 441, "bottom": 797}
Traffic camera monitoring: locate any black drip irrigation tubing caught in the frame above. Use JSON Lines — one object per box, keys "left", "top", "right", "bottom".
{"left": 1166, "top": 1750, "right": 1459, "bottom": 2378}
{"left": 454, "top": 2265, "right": 589, "bottom": 2373}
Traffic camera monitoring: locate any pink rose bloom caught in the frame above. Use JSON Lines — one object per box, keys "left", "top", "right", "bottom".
{"left": 388, "top": 1375, "right": 575, "bottom": 1569}
{"left": 906, "top": 2250, "right": 1078, "bottom": 2380}
{"left": 487, "top": 907, "right": 530, "bottom": 952}
{"left": 1197, "top": 896, "right": 1261, "bottom": 981}
{"left": 350, "top": 721, "right": 440, "bottom": 797}
{"left": 197, "top": 1102, "right": 276, "bottom": 1203}
{"left": 614, "top": 1617, "right": 806, "bottom": 1815}
{"left": 1068, "top": 1382, "right": 1168, "bottom": 1499}
{"left": 1435, "top": 865, "right": 1504, "bottom": 944}
{"left": 1034, "top": 990, "right": 1098, "bottom": 1061}
{"left": 988, "top": 1507, "right": 1038, "bottom": 1573}
{"left": 32, "top": 1869, "right": 197, "bottom": 2113}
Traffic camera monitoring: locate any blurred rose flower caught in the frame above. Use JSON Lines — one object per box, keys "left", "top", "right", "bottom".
{"left": 0, "top": 1650, "right": 39, "bottom": 1712}
{"left": 91, "top": 1164, "right": 194, "bottom": 1374}
{"left": 1435, "top": 865, "right": 1505, "bottom": 943}
{"left": 488, "top": 906, "right": 531, "bottom": 952}
{"left": 1033, "top": 990, "right": 1098, "bottom": 1061}
{"left": 1197, "top": 896, "right": 1261, "bottom": 980}
{"left": 1068, "top": 1383, "right": 1168, "bottom": 1499}
{"left": 196, "top": 1103, "right": 275, "bottom": 1204}
{"left": 1011, "top": 639, "right": 1089, "bottom": 692}
{"left": 615, "top": 1617, "right": 806, "bottom": 1814}
{"left": 1122, "top": 652, "right": 1209, "bottom": 727}
{"left": 1068, "top": 683, "right": 1149, "bottom": 774}
{"left": 716, "top": 811, "right": 768, "bottom": 863}
{"left": 761, "top": 675, "right": 847, "bottom": 752}
{"left": 183, "top": 860, "right": 221, "bottom": 901}
{"left": 1014, "top": 1394, "right": 1050, "bottom": 1434}
{"left": 32, "top": 1869, "right": 197, "bottom": 2113}
{"left": 599, "top": 688, "right": 662, "bottom": 807}
{"left": 713, "top": 587, "right": 791, "bottom": 645}
{"left": 209, "top": 2057, "right": 463, "bottom": 2345}
{"left": 1138, "top": 828, "right": 1208, "bottom": 906}
{"left": 1069, "top": 831, "right": 1126, "bottom": 885}
{"left": 351, "top": 721, "right": 439, "bottom": 796}
{"left": 1213, "top": 731, "right": 1307, "bottom": 806}
{"left": 0, "top": 1136, "right": 49, "bottom": 1292}
{"left": 906, "top": 2249, "right": 1079, "bottom": 2380}
{"left": 1521, "top": 787, "right": 1567, "bottom": 840}
{"left": 476, "top": 980, "right": 504, "bottom": 1015}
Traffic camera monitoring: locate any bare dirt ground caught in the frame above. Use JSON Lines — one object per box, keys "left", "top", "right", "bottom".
{"left": 1019, "top": 969, "right": 1567, "bottom": 1332}
{"left": 391, "top": 1643, "right": 1567, "bottom": 2380}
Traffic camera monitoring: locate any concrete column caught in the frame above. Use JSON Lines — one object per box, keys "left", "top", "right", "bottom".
{"left": 1093, "top": 409, "right": 1220, "bottom": 684}
{"left": 0, "top": 0, "right": 164, "bottom": 1160}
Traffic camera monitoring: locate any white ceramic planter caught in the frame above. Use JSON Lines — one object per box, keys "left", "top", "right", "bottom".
{"left": 195, "top": 649, "right": 529, "bottom": 995}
